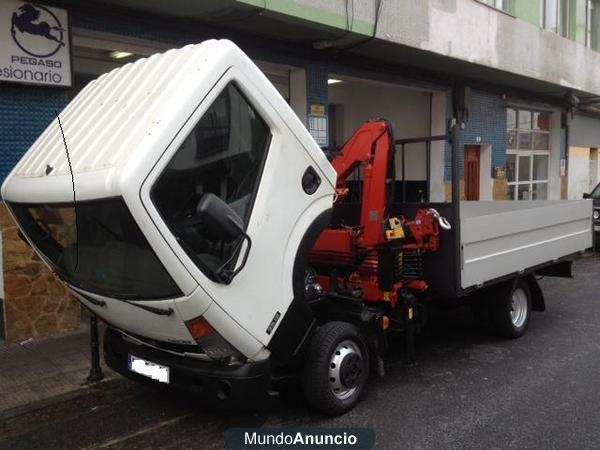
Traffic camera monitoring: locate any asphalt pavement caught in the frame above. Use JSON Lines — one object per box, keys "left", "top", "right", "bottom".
{"left": 1, "top": 253, "right": 599, "bottom": 449}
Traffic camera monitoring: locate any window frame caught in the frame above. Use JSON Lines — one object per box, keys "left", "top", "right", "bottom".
{"left": 585, "top": 0, "right": 594, "bottom": 47}
{"left": 477, "top": 0, "right": 515, "bottom": 16}
{"left": 506, "top": 108, "right": 551, "bottom": 200}
{"left": 543, "top": 0, "right": 560, "bottom": 33}
{"left": 150, "top": 81, "right": 273, "bottom": 283}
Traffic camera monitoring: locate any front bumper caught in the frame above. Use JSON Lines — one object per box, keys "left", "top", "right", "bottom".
{"left": 104, "top": 327, "right": 272, "bottom": 405}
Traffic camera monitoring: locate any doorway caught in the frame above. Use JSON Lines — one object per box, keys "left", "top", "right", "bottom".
{"left": 465, "top": 145, "right": 480, "bottom": 200}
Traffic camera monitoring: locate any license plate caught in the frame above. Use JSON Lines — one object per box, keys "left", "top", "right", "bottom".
{"left": 128, "top": 354, "right": 170, "bottom": 384}
{"left": 595, "top": 225, "right": 600, "bottom": 232}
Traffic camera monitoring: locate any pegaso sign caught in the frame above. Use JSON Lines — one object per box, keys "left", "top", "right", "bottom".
{"left": 0, "top": 1, "right": 71, "bottom": 87}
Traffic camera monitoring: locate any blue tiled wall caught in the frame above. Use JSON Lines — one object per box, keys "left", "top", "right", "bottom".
{"left": 71, "top": 10, "right": 197, "bottom": 45}
{"left": 445, "top": 89, "right": 507, "bottom": 180}
{"left": 0, "top": 85, "right": 69, "bottom": 184}
{"left": 305, "top": 63, "right": 329, "bottom": 115}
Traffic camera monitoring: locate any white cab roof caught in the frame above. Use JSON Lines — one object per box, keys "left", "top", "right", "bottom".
{"left": 2, "top": 39, "right": 333, "bottom": 203}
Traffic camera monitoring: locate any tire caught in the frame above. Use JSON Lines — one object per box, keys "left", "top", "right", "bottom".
{"left": 303, "top": 321, "right": 369, "bottom": 416}
{"left": 491, "top": 279, "right": 532, "bottom": 339}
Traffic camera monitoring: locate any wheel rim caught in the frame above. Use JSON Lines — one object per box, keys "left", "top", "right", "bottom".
{"left": 510, "top": 288, "right": 528, "bottom": 328}
{"left": 328, "top": 340, "right": 363, "bottom": 400}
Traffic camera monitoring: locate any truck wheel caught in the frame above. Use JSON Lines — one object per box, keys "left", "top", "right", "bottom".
{"left": 492, "top": 280, "right": 531, "bottom": 339}
{"left": 303, "top": 321, "right": 369, "bottom": 416}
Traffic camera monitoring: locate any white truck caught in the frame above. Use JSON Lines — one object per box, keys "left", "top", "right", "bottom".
{"left": 1, "top": 40, "right": 592, "bottom": 415}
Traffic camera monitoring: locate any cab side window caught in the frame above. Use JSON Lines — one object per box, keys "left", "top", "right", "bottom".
{"left": 152, "top": 83, "right": 271, "bottom": 280}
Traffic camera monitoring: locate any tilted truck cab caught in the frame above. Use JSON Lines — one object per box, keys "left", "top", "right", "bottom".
{"left": 2, "top": 40, "right": 593, "bottom": 416}
{"left": 2, "top": 40, "right": 339, "bottom": 406}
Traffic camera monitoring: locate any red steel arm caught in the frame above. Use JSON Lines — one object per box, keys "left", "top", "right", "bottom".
{"left": 330, "top": 120, "right": 394, "bottom": 247}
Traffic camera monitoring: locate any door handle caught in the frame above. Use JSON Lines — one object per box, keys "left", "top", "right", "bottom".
{"left": 302, "top": 166, "right": 321, "bottom": 195}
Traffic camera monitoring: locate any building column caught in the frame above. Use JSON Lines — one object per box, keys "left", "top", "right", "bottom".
{"left": 289, "top": 68, "right": 307, "bottom": 125}
{"left": 430, "top": 91, "right": 447, "bottom": 202}
{"left": 548, "top": 111, "right": 563, "bottom": 200}
{"left": 568, "top": 146, "right": 592, "bottom": 200}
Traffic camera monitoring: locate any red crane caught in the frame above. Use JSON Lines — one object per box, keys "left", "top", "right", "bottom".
{"left": 310, "top": 120, "right": 450, "bottom": 309}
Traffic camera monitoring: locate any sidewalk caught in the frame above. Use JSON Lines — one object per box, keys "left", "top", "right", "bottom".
{"left": 0, "top": 322, "right": 117, "bottom": 418}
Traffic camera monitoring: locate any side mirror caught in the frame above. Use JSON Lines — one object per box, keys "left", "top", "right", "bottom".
{"left": 583, "top": 193, "right": 591, "bottom": 199}
{"left": 196, "top": 193, "right": 244, "bottom": 243}
{"left": 195, "top": 193, "right": 251, "bottom": 284}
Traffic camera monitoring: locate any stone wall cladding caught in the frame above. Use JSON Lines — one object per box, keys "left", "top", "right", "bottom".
{"left": 493, "top": 178, "right": 509, "bottom": 200}
{"left": 561, "top": 175, "right": 568, "bottom": 199}
{"left": 444, "top": 180, "right": 466, "bottom": 202}
{"left": 0, "top": 206, "right": 80, "bottom": 341}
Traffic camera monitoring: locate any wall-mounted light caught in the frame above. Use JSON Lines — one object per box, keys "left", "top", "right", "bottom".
{"left": 327, "top": 78, "right": 343, "bottom": 85}
{"left": 108, "top": 50, "right": 134, "bottom": 60}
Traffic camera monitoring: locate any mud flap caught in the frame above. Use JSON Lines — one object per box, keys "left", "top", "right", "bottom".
{"left": 525, "top": 275, "right": 545, "bottom": 312}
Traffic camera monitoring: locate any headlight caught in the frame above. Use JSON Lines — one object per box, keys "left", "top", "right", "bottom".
{"left": 594, "top": 210, "right": 599, "bottom": 220}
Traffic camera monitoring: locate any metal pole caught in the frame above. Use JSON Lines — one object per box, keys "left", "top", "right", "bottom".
{"left": 451, "top": 115, "right": 462, "bottom": 296}
{"left": 426, "top": 140, "right": 431, "bottom": 202}
{"left": 86, "top": 315, "right": 104, "bottom": 383}
{"left": 402, "top": 143, "right": 406, "bottom": 202}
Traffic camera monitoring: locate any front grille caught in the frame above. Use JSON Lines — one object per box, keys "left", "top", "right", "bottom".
{"left": 113, "top": 328, "right": 205, "bottom": 356}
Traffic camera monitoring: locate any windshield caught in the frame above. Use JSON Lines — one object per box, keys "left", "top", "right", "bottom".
{"left": 590, "top": 183, "right": 600, "bottom": 199}
{"left": 8, "top": 198, "right": 181, "bottom": 300}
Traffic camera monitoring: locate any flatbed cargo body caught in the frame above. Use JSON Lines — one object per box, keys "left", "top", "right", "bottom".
{"left": 460, "top": 200, "right": 591, "bottom": 289}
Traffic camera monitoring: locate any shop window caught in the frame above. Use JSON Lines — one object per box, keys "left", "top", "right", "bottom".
{"left": 152, "top": 83, "right": 271, "bottom": 281}
{"left": 506, "top": 108, "right": 550, "bottom": 200}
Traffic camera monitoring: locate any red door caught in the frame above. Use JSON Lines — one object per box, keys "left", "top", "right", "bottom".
{"left": 464, "top": 145, "right": 480, "bottom": 201}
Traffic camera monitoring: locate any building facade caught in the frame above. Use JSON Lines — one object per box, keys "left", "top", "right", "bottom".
{"left": 1, "top": 0, "right": 600, "bottom": 341}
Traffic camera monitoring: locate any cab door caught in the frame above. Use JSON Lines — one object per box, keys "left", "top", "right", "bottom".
{"left": 144, "top": 66, "right": 336, "bottom": 355}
